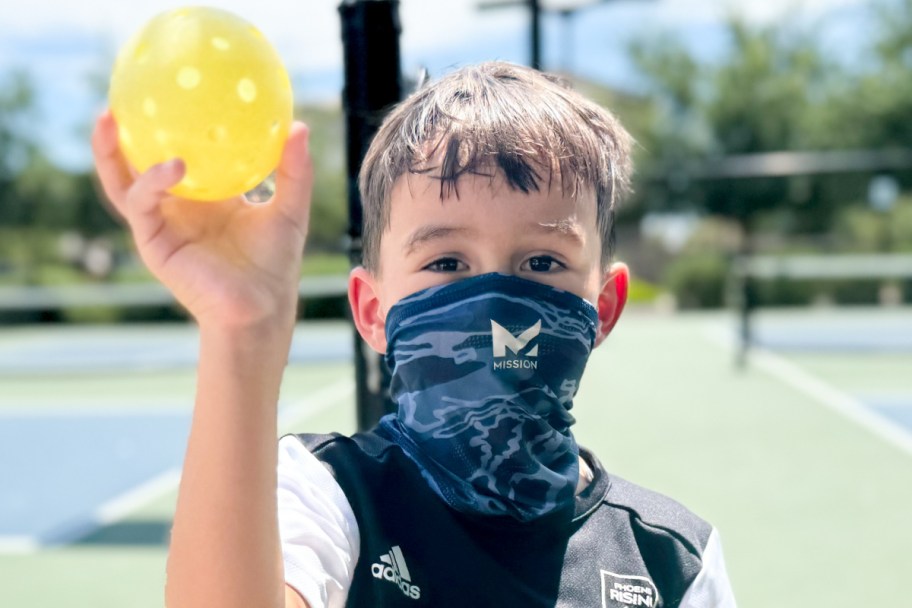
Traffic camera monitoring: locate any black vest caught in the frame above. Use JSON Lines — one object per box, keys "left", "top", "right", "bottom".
{"left": 293, "top": 427, "right": 712, "bottom": 608}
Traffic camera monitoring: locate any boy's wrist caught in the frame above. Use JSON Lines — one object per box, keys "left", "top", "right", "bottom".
{"left": 196, "top": 318, "right": 296, "bottom": 400}
{"left": 198, "top": 314, "right": 296, "bottom": 355}
{"left": 194, "top": 293, "right": 299, "bottom": 335}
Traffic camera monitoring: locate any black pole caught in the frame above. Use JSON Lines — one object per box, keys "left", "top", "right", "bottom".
{"left": 339, "top": 0, "right": 402, "bottom": 430}
{"left": 559, "top": 9, "right": 574, "bottom": 72}
{"left": 476, "top": 0, "right": 543, "bottom": 70}
{"left": 530, "top": 0, "right": 542, "bottom": 70}
{"left": 736, "top": 216, "right": 755, "bottom": 369}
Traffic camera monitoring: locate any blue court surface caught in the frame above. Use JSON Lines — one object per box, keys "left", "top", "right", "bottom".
{"left": 0, "top": 321, "right": 354, "bottom": 552}
{"left": 0, "top": 410, "right": 189, "bottom": 546}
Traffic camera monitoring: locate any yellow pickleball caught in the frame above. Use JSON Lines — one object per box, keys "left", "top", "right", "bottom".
{"left": 109, "top": 7, "right": 293, "bottom": 201}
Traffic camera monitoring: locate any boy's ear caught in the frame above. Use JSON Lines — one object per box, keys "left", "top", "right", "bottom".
{"left": 594, "top": 262, "right": 629, "bottom": 347}
{"left": 348, "top": 266, "right": 388, "bottom": 354}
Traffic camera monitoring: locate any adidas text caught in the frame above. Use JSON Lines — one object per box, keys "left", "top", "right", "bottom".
{"left": 372, "top": 545, "right": 421, "bottom": 600}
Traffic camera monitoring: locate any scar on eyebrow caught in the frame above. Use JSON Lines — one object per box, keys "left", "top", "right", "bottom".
{"left": 536, "top": 219, "right": 585, "bottom": 244}
{"left": 403, "top": 225, "right": 470, "bottom": 255}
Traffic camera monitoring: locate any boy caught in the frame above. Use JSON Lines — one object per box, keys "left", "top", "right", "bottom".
{"left": 92, "top": 61, "right": 735, "bottom": 607}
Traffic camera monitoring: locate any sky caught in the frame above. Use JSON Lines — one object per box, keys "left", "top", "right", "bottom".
{"left": 0, "top": 0, "right": 872, "bottom": 171}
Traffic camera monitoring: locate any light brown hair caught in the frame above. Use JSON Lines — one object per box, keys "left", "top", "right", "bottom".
{"left": 358, "top": 61, "right": 633, "bottom": 273}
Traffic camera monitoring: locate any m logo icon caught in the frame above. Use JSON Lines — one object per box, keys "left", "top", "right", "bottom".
{"left": 491, "top": 319, "right": 541, "bottom": 358}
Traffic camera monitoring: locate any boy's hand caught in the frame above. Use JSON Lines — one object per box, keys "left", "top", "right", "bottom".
{"left": 92, "top": 110, "right": 312, "bottom": 330}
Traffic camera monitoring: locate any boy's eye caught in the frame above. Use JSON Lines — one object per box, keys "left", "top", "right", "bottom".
{"left": 523, "top": 255, "right": 565, "bottom": 273}
{"left": 424, "top": 257, "right": 466, "bottom": 272}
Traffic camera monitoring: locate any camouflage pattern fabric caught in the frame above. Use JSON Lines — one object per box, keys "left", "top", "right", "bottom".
{"left": 379, "top": 273, "right": 599, "bottom": 521}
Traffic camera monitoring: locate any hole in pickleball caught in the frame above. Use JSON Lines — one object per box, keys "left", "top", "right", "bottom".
{"left": 143, "top": 98, "right": 157, "bottom": 118}
{"left": 237, "top": 78, "right": 257, "bottom": 103}
{"left": 134, "top": 43, "right": 150, "bottom": 65}
{"left": 177, "top": 66, "right": 201, "bottom": 90}
{"left": 208, "top": 125, "right": 228, "bottom": 143}
{"left": 211, "top": 37, "right": 230, "bottom": 51}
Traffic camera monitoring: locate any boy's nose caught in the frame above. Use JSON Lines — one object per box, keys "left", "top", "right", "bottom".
{"left": 480, "top": 259, "right": 515, "bottom": 277}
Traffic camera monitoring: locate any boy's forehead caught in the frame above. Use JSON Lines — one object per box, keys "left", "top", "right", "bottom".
{"left": 383, "top": 171, "right": 599, "bottom": 250}
{"left": 389, "top": 170, "right": 595, "bottom": 213}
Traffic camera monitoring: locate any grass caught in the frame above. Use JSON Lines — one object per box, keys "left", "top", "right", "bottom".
{"left": 299, "top": 252, "right": 350, "bottom": 276}
{"left": 627, "top": 277, "right": 663, "bottom": 304}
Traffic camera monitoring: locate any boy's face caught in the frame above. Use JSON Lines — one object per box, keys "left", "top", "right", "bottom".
{"left": 349, "top": 171, "right": 628, "bottom": 353}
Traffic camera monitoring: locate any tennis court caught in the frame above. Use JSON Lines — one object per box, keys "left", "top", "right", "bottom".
{"left": 0, "top": 308, "right": 909, "bottom": 607}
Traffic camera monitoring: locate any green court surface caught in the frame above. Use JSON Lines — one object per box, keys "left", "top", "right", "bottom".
{"left": 1, "top": 310, "right": 910, "bottom": 607}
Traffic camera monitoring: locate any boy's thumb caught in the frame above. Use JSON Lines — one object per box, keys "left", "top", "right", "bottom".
{"left": 272, "top": 122, "right": 312, "bottom": 230}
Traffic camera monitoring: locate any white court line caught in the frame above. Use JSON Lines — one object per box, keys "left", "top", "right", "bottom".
{"left": 748, "top": 349, "right": 912, "bottom": 457}
{"left": 0, "top": 536, "right": 40, "bottom": 554}
{"left": 0, "top": 378, "right": 355, "bottom": 554}
{"left": 95, "top": 469, "right": 183, "bottom": 526}
{"left": 704, "top": 326, "right": 912, "bottom": 458}
{"left": 92, "top": 377, "right": 354, "bottom": 530}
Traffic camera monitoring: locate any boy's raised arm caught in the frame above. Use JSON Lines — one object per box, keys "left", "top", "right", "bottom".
{"left": 92, "top": 112, "right": 313, "bottom": 608}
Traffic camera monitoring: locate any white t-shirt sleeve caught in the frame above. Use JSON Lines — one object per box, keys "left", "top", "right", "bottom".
{"left": 277, "top": 435, "right": 360, "bottom": 608}
{"left": 678, "top": 527, "right": 737, "bottom": 607}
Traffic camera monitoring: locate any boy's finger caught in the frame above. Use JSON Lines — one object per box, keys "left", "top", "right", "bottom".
{"left": 124, "top": 158, "right": 185, "bottom": 242}
{"left": 272, "top": 122, "right": 313, "bottom": 231}
{"left": 91, "top": 110, "right": 133, "bottom": 218}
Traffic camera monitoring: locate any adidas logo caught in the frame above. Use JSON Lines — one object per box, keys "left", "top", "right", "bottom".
{"left": 371, "top": 545, "right": 421, "bottom": 600}
{"left": 491, "top": 319, "right": 541, "bottom": 370}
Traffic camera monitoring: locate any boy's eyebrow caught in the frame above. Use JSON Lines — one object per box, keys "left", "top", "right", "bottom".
{"left": 534, "top": 220, "right": 586, "bottom": 246}
{"left": 404, "top": 224, "right": 472, "bottom": 254}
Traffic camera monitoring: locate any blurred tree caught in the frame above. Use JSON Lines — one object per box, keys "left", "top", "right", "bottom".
{"left": 0, "top": 71, "right": 39, "bottom": 228}
{"left": 630, "top": 19, "right": 835, "bottom": 232}
{"left": 0, "top": 65, "right": 121, "bottom": 284}
{"left": 296, "top": 104, "right": 347, "bottom": 252}
{"left": 816, "top": 0, "right": 912, "bottom": 154}
{"left": 629, "top": 6, "right": 912, "bottom": 307}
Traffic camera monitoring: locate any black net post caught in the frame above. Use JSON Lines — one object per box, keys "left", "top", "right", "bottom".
{"left": 339, "top": 0, "right": 403, "bottom": 431}
{"left": 735, "top": 216, "right": 756, "bottom": 369}
{"left": 529, "top": 0, "right": 541, "bottom": 70}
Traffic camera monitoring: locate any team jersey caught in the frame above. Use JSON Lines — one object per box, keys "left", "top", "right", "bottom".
{"left": 277, "top": 427, "right": 736, "bottom": 608}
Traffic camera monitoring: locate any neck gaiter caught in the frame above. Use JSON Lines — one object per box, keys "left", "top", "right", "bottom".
{"left": 378, "top": 273, "right": 599, "bottom": 522}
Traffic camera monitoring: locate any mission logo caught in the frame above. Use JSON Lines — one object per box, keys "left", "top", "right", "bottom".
{"left": 491, "top": 319, "right": 541, "bottom": 370}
